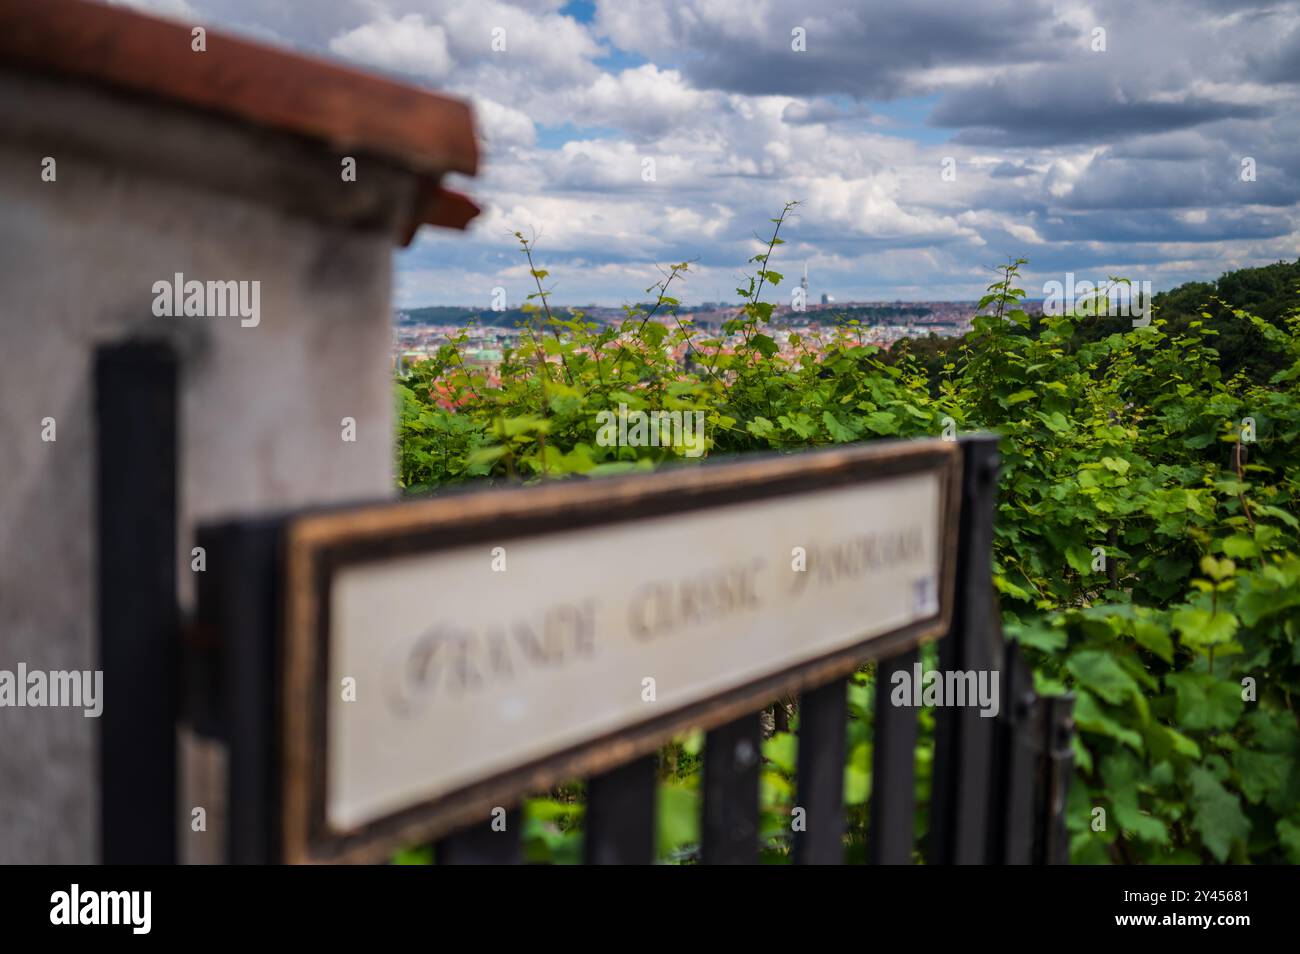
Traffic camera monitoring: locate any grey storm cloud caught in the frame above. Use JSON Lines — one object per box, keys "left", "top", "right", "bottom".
{"left": 989, "top": 162, "right": 1037, "bottom": 179}
{"left": 1256, "top": 25, "right": 1300, "bottom": 82}
{"left": 1056, "top": 152, "right": 1300, "bottom": 211}
{"left": 781, "top": 100, "right": 874, "bottom": 125}
{"left": 643, "top": 0, "right": 1062, "bottom": 99}
{"left": 1108, "top": 131, "right": 1221, "bottom": 162}
{"left": 1037, "top": 207, "right": 1295, "bottom": 243}
{"left": 932, "top": 78, "right": 1269, "bottom": 147}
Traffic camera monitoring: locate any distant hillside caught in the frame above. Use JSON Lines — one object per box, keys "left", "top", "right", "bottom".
{"left": 1072, "top": 258, "right": 1300, "bottom": 382}
{"left": 397, "top": 306, "right": 479, "bottom": 325}
{"left": 891, "top": 258, "right": 1300, "bottom": 387}
{"left": 398, "top": 306, "right": 547, "bottom": 327}
{"left": 1158, "top": 258, "right": 1300, "bottom": 327}
{"left": 816, "top": 304, "right": 936, "bottom": 323}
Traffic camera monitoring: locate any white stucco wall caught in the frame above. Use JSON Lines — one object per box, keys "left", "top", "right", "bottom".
{"left": 0, "top": 71, "right": 415, "bottom": 862}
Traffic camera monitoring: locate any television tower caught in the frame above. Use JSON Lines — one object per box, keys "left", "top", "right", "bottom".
{"left": 801, "top": 262, "right": 809, "bottom": 297}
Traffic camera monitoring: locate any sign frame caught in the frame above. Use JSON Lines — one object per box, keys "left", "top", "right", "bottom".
{"left": 258, "top": 439, "right": 962, "bottom": 863}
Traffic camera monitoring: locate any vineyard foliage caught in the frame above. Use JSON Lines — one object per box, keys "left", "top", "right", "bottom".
{"left": 396, "top": 207, "right": 1300, "bottom": 864}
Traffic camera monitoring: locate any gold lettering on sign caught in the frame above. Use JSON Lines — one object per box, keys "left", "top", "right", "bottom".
{"left": 386, "top": 599, "right": 597, "bottom": 715}
{"left": 628, "top": 558, "right": 766, "bottom": 641}
{"left": 789, "top": 526, "right": 924, "bottom": 596}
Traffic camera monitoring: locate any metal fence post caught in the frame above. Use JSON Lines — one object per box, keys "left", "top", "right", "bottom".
{"left": 928, "top": 433, "right": 1001, "bottom": 864}
{"left": 986, "top": 641, "right": 1037, "bottom": 864}
{"left": 1036, "top": 695, "right": 1076, "bottom": 865}
{"left": 96, "top": 340, "right": 179, "bottom": 864}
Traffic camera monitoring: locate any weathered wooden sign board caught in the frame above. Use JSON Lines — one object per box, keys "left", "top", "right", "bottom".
{"left": 204, "top": 439, "right": 961, "bottom": 863}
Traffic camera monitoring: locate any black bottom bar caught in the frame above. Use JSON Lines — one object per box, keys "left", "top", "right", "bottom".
{"left": 13, "top": 864, "right": 1281, "bottom": 936}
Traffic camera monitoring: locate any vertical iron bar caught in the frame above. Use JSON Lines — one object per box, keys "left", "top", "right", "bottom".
{"left": 1041, "top": 696, "right": 1075, "bottom": 865}
{"left": 435, "top": 810, "right": 523, "bottom": 864}
{"left": 201, "top": 520, "right": 283, "bottom": 864}
{"left": 869, "top": 650, "right": 920, "bottom": 864}
{"left": 96, "top": 340, "right": 178, "bottom": 864}
{"left": 929, "top": 433, "right": 1002, "bottom": 865}
{"left": 989, "top": 642, "right": 1037, "bottom": 865}
{"left": 792, "top": 677, "right": 848, "bottom": 864}
{"left": 701, "top": 714, "right": 762, "bottom": 864}
{"left": 585, "top": 755, "right": 658, "bottom": 865}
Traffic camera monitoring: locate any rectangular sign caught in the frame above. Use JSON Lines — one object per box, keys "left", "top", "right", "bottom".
{"left": 279, "top": 440, "right": 961, "bottom": 863}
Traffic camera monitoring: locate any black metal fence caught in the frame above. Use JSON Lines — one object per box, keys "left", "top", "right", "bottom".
{"left": 95, "top": 341, "right": 1074, "bottom": 865}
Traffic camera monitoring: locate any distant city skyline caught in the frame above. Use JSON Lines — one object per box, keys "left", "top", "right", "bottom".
{"left": 395, "top": 294, "right": 1064, "bottom": 310}
{"left": 393, "top": 300, "right": 980, "bottom": 376}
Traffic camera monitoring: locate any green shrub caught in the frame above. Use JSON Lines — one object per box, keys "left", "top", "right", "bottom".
{"left": 399, "top": 206, "right": 1300, "bottom": 864}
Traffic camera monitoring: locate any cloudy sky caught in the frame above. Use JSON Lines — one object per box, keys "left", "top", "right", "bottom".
{"left": 114, "top": 0, "right": 1299, "bottom": 307}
